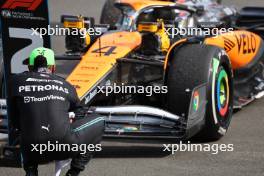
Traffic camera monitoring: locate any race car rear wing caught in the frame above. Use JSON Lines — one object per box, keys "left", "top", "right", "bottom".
{"left": 238, "top": 7, "right": 264, "bottom": 25}
{"left": 236, "top": 7, "right": 264, "bottom": 38}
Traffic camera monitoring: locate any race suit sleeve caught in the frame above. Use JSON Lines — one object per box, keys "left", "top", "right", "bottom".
{"left": 8, "top": 75, "right": 20, "bottom": 130}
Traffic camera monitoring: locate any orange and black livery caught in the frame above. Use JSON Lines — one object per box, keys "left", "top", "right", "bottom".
{"left": 61, "top": 0, "right": 264, "bottom": 141}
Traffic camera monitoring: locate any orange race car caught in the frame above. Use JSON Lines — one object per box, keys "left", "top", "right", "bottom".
{"left": 57, "top": 0, "right": 264, "bottom": 141}
{"left": 0, "top": 0, "right": 264, "bottom": 143}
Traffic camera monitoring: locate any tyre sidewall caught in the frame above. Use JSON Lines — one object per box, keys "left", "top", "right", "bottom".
{"left": 205, "top": 48, "right": 233, "bottom": 138}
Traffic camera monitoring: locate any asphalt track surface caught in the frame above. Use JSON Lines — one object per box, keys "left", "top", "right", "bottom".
{"left": 1, "top": 0, "right": 264, "bottom": 175}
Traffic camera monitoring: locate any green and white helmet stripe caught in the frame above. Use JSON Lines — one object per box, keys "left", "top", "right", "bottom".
{"left": 29, "top": 47, "right": 55, "bottom": 66}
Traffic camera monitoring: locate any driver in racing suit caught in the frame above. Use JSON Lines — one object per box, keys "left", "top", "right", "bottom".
{"left": 9, "top": 47, "right": 105, "bottom": 176}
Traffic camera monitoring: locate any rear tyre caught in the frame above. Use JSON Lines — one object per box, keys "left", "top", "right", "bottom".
{"left": 100, "top": 0, "right": 121, "bottom": 26}
{"left": 166, "top": 44, "right": 233, "bottom": 140}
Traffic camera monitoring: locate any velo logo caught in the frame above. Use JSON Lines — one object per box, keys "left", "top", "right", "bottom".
{"left": 2, "top": 0, "right": 42, "bottom": 11}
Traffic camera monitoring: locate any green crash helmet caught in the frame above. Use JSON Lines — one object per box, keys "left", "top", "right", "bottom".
{"left": 29, "top": 47, "right": 55, "bottom": 67}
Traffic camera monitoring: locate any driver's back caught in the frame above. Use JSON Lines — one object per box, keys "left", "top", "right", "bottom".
{"left": 10, "top": 71, "right": 79, "bottom": 145}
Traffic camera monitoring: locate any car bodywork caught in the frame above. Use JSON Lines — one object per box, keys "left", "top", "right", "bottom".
{"left": 62, "top": 0, "right": 264, "bottom": 140}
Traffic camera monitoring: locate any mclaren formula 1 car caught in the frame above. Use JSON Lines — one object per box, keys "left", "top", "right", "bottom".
{"left": 59, "top": 0, "right": 264, "bottom": 141}
{"left": 0, "top": 0, "right": 264, "bottom": 143}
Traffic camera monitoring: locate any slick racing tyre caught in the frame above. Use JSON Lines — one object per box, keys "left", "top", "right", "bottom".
{"left": 100, "top": 0, "right": 121, "bottom": 26}
{"left": 166, "top": 44, "right": 233, "bottom": 140}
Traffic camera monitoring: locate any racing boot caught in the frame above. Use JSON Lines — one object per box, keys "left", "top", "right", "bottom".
{"left": 65, "top": 151, "right": 93, "bottom": 176}
{"left": 25, "top": 166, "right": 38, "bottom": 176}
{"left": 65, "top": 168, "right": 81, "bottom": 176}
